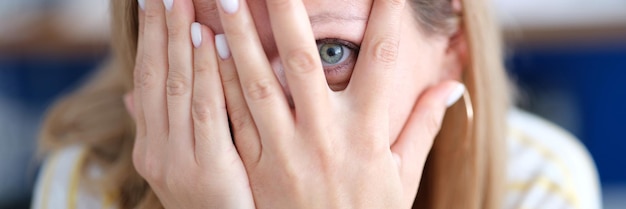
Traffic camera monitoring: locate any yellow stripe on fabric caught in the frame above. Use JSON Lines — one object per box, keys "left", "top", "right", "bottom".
{"left": 67, "top": 149, "right": 88, "bottom": 209}
{"left": 41, "top": 154, "right": 61, "bottom": 209}
{"left": 508, "top": 175, "right": 578, "bottom": 207}
{"left": 509, "top": 128, "right": 581, "bottom": 209}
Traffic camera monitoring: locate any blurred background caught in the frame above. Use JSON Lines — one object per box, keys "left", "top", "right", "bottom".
{"left": 0, "top": 0, "right": 624, "bottom": 208}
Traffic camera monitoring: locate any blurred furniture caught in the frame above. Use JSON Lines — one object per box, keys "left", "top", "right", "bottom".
{"left": 495, "top": 0, "right": 626, "bottom": 45}
{"left": 0, "top": 0, "right": 110, "bottom": 54}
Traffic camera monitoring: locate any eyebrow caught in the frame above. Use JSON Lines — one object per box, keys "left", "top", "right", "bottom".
{"left": 308, "top": 12, "right": 368, "bottom": 25}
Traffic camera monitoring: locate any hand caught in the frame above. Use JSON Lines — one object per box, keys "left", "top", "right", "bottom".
{"left": 215, "top": 0, "right": 466, "bottom": 208}
{"left": 126, "top": 0, "right": 254, "bottom": 208}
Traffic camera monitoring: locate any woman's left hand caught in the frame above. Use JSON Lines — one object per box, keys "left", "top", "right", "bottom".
{"left": 214, "top": 0, "right": 465, "bottom": 208}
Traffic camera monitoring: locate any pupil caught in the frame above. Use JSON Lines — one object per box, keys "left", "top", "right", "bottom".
{"left": 319, "top": 43, "right": 344, "bottom": 64}
{"left": 327, "top": 47, "right": 340, "bottom": 57}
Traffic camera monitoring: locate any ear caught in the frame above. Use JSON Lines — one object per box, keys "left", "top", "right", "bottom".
{"left": 440, "top": 22, "right": 468, "bottom": 81}
{"left": 441, "top": 0, "right": 467, "bottom": 81}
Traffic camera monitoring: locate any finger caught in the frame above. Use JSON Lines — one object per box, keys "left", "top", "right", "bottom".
{"left": 217, "top": 0, "right": 293, "bottom": 149}
{"left": 190, "top": 23, "right": 238, "bottom": 163}
{"left": 347, "top": 0, "right": 407, "bottom": 112}
{"left": 124, "top": 92, "right": 136, "bottom": 121}
{"left": 133, "top": 2, "right": 147, "bottom": 139}
{"left": 191, "top": 31, "right": 259, "bottom": 206}
{"left": 133, "top": 1, "right": 150, "bottom": 164}
{"left": 215, "top": 34, "right": 261, "bottom": 165}
{"left": 163, "top": 0, "right": 195, "bottom": 153}
{"left": 139, "top": 0, "right": 169, "bottom": 138}
{"left": 390, "top": 81, "right": 465, "bottom": 207}
{"left": 265, "top": 0, "right": 330, "bottom": 123}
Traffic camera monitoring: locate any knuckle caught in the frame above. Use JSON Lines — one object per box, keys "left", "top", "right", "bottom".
{"left": 167, "top": 23, "right": 187, "bottom": 42}
{"left": 244, "top": 79, "right": 275, "bottom": 102}
{"left": 284, "top": 48, "right": 319, "bottom": 75}
{"left": 136, "top": 55, "right": 161, "bottom": 89}
{"left": 370, "top": 37, "right": 399, "bottom": 66}
{"left": 281, "top": 159, "right": 305, "bottom": 184}
{"left": 193, "top": 62, "right": 211, "bottom": 74}
{"left": 228, "top": 105, "right": 252, "bottom": 129}
{"left": 316, "top": 151, "right": 339, "bottom": 174}
{"left": 143, "top": 9, "right": 162, "bottom": 25}
{"left": 166, "top": 71, "right": 191, "bottom": 97}
{"left": 222, "top": 26, "right": 247, "bottom": 44}
{"left": 192, "top": 99, "right": 221, "bottom": 122}
{"left": 220, "top": 70, "right": 239, "bottom": 84}
{"left": 137, "top": 67, "right": 156, "bottom": 89}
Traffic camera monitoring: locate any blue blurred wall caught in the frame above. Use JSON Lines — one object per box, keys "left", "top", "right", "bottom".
{"left": 507, "top": 42, "right": 626, "bottom": 184}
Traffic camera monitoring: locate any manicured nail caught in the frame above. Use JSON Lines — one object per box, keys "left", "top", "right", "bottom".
{"left": 446, "top": 83, "right": 465, "bottom": 108}
{"left": 138, "top": 0, "right": 145, "bottom": 10}
{"left": 191, "top": 22, "right": 202, "bottom": 48}
{"left": 219, "top": 0, "right": 239, "bottom": 14}
{"left": 163, "top": 0, "right": 173, "bottom": 11}
{"left": 215, "top": 34, "right": 231, "bottom": 59}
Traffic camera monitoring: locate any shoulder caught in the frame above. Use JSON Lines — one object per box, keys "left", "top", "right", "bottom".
{"left": 504, "top": 109, "right": 601, "bottom": 209}
{"left": 32, "top": 146, "right": 116, "bottom": 209}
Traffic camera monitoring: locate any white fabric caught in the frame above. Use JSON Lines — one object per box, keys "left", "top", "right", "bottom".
{"left": 505, "top": 109, "right": 602, "bottom": 209}
{"left": 31, "top": 146, "right": 89, "bottom": 209}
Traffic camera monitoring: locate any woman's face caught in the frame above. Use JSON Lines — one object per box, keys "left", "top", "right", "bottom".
{"left": 193, "top": 0, "right": 461, "bottom": 143}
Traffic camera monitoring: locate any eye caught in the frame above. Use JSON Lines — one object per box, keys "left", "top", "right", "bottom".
{"left": 318, "top": 43, "right": 351, "bottom": 66}
{"left": 316, "top": 39, "right": 359, "bottom": 90}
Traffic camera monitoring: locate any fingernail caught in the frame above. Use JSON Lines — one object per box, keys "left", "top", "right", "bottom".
{"left": 219, "top": 0, "right": 239, "bottom": 14}
{"left": 191, "top": 22, "right": 202, "bottom": 48}
{"left": 215, "top": 34, "right": 231, "bottom": 59}
{"left": 138, "top": 0, "right": 145, "bottom": 10}
{"left": 163, "top": 0, "right": 173, "bottom": 11}
{"left": 446, "top": 83, "right": 465, "bottom": 108}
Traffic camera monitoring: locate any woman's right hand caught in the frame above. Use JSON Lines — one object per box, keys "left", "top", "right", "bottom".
{"left": 125, "top": 0, "right": 254, "bottom": 208}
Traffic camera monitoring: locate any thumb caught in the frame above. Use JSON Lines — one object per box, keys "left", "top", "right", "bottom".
{"left": 123, "top": 91, "right": 136, "bottom": 120}
{"left": 390, "top": 81, "right": 465, "bottom": 205}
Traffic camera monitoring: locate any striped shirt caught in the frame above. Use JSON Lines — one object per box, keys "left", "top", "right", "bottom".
{"left": 31, "top": 109, "right": 601, "bottom": 209}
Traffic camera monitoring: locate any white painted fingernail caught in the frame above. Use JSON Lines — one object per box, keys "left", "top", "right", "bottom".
{"left": 138, "top": 0, "right": 145, "bottom": 10}
{"left": 215, "top": 34, "right": 231, "bottom": 59}
{"left": 191, "top": 22, "right": 202, "bottom": 48}
{"left": 163, "top": 0, "right": 173, "bottom": 11}
{"left": 219, "top": 0, "right": 239, "bottom": 14}
{"left": 446, "top": 83, "right": 465, "bottom": 108}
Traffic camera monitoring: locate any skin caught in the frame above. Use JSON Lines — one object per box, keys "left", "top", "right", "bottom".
{"left": 191, "top": 0, "right": 460, "bottom": 144}
{"left": 126, "top": 0, "right": 466, "bottom": 208}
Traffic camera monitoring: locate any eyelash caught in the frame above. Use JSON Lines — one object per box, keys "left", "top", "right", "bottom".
{"left": 315, "top": 38, "right": 360, "bottom": 89}
{"left": 315, "top": 39, "right": 360, "bottom": 74}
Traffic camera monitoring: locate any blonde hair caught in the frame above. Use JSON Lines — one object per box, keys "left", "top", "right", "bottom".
{"left": 39, "top": 0, "right": 509, "bottom": 208}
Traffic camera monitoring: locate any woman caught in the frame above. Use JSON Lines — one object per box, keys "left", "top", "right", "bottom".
{"left": 32, "top": 0, "right": 600, "bottom": 208}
